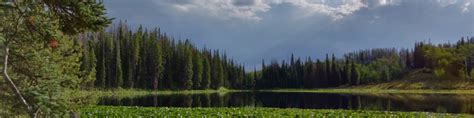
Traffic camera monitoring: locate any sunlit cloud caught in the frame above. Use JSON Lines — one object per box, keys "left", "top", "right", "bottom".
{"left": 165, "top": 0, "right": 270, "bottom": 21}
{"left": 462, "top": 1, "right": 471, "bottom": 13}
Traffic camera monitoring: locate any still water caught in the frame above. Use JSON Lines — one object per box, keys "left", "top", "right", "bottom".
{"left": 98, "top": 92, "right": 474, "bottom": 114}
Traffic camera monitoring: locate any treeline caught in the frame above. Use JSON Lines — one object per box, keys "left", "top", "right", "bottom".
{"left": 80, "top": 23, "right": 473, "bottom": 90}
{"left": 254, "top": 37, "right": 474, "bottom": 89}
{"left": 412, "top": 38, "right": 474, "bottom": 79}
{"left": 80, "top": 23, "right": 253, "bottom": 90}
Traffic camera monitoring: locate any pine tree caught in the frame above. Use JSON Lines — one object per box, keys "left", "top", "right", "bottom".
{"left": 249, "top": 67, "right": 257, "bottom": 89}
{"left": 114, "top": 37, "right": 123, "bottom": 88}
{"left": 201, "top": 56, "right": 211, "bottom": 89}
{"left": 126, "top": 27, "right": 142, "bottom": 88}
{"left": 192, "top": 50, "right": 203, "bottom": 89}
{"left": 325, "top": 54, "right": 331, "bottom": 86}
{"left": 314, "top": 59, "right": 323, "bottom": 88}
{"left": 151, "top": 32, "right": 164, "bottom": 90}
{"left": 331, "top": 54, "right": 339, "bottom": 86}
{"left": 405, "top": 50, "right": 411, "bottom": 68}
{"left": 115, "top": 23, "right": 129, "bottom": 89}
{"left": 117, "top": 23, "right": 131, "bottom": 89}
{"left": 414, "top": 42, "right": 426, "bottom": 68}
{"left": 211, "top": 51, "right": 224, "bottom": 89}
{"left": 303, "top": 58, "right": 313, "bottom": 88}
{"left": 87, "top": 41, "right": 97, "bottom": 87}
{"left": 95, "top": 33, "right": 107, "bottom": 88}
{"left": 105, "top": 34, "right": 115, "bottom": 88}
{"left": 136, "top": 30, "right": 149, "bottom": 89}
{"left": 344, "top": 59, "right": 351, "bottom": 84}
{"left": 350, "top": 61, "right": 359, "bottom": 85}
{"left": 216, "top": 57, "right": 224, "bottom": 89}
{"left": 180, "top": 41, "right": 194, "bottom": 90}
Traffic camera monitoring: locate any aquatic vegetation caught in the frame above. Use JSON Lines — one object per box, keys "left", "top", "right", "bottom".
{"left": 80, "top": 106, "right": 471, "bottom": 117}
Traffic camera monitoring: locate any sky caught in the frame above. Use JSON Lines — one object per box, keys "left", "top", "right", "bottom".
{"left": 104, "top": 0, "right": 474, "bottom": 70}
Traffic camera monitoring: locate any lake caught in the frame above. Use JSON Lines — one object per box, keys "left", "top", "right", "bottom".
{"left": 98, "top": 92, "right": 474, "bottom": 114}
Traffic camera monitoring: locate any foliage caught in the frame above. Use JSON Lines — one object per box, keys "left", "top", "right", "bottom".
{"left": 0, "top": 0, "right": 110, "bottom": 116}
{"left": 79, "top": 40, "right": 97, "bottom": 88}
{"left": 358, "top": 56, "right": 402, "bottom": 84}
{"left": 421, "top": 39, "right": 474, "bottom": 79}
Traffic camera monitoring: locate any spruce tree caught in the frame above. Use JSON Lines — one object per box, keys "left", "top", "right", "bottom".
{"left": 315, "top": 59, "right": 323, "bottom": 88}
{"left": 325, "top": 54, "right": 331, "bottom": 86}
{"left": 331, "top": 54, "right": 339, "bottom": 86}
{"left": 115, "top": 37, "right": 123, "bottom": 88}
{"left": 117, "top": 23, "right": 131, "bottom": 89}
{"left": 350, "top": 61, "right": 359, "bottom": 85}
{"left": 105, "top": 34, "right": 114, "bottom": 88}
{"left": 211, "top": 51, "right": 224, "bottom": 89}
{"left": 192, "top": 51, "right": 203, "bottom": 89}
{"left": 181, "top": 41, "right": 194, "bottom": 90}
{"left": 151, "top": 35, "right": 164, "bottom": 90}
{"left": 344, "top": 59, "right": 351, "bottom": 84}
{"left": 405, "top": 50, "right": 411, "bottom": 68}
{"left": 95, "top": 33, "right": 107, "bottom": 88}
{"left": 202, "top": 56, "right": 211, "bottom": 89}
{"left": 127, "top": 27, "right": 142, "bottom": 88}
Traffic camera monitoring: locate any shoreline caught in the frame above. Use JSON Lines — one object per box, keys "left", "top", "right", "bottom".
{"left": 78, "top": 88, "right": 474, "bottom": 97}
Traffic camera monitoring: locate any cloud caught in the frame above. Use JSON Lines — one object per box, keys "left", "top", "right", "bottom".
{"left": 161, "top": 0, "right": 473, "bottom": 21}
{"left": 271, "top": 0, "right": 368, "bottom": 20}
{"left": 462, "top": 1, "right": 471, "bottom": 12}
{"left": 376, "top": 0, "right": 401, "bottom": 6}
{"left": 437, "top": 0, "right": 459, "bottom": 7}
{"left": 434, "top": 0, "right": 473, "bottom": 13}
{"left": 233, "top": 0, "right": 257, "bottom": 6}
{"left": 378, "top": 0, "right": 392, "bottom": 6}
{"left": 165, "top": 0, "right": 270, "bottom": 21}
{"left": 162, "top": 0, "right": 374, "bottom": 21}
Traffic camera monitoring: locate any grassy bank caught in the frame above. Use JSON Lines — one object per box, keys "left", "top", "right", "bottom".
{"left": 353, "top": 69, "right": 474, "bottom": 90}
{"left": 77, "top": 88, "right": 249, "bottom": 97}
{"left": 80, "top": 106, "right": 470, "bottom": 117}
{"left": 77, "top": 88, "right": 474, "bottom": 98}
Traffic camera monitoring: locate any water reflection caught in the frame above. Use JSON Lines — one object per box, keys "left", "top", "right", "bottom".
{"left": 98, "top": 92, "right": 474, "bottom": 114}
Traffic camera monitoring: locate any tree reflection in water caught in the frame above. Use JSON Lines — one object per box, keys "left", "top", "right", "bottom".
{"left": 98, "top": 92, "right": 474, "bottom": 114}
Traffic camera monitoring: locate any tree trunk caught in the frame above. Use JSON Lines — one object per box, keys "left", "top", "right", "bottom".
{"left": 2, "top": 45, "right": 36, "bottom": 118}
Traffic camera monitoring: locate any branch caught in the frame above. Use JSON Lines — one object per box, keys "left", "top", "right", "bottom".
{"left": 1, "top": 44, "right": 34, "bottom": 117}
